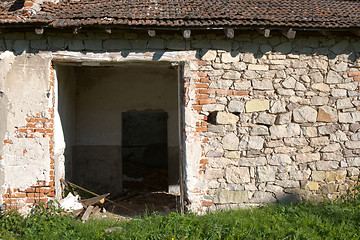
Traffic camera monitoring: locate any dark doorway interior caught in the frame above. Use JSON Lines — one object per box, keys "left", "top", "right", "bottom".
{"left": 122, "top": 112, "right": 168, "bottom": 192}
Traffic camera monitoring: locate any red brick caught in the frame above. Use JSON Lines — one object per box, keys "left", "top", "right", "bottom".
{"left": 26, "top": 192, "right": 45, "bottom": 198}
{"left": 195, "top": 127, "right": 207, "bottom": 132}
{"left": 24, "top": 1, "right": 33, "bottom": 6}
{"left": 353, "top": 76, "right": 360, "bottom": 81}
{"left": 26, "top": 198, "right": 47, "bottom": 204}
{"left": 201, "top": 201, "right": 213, "bottom": 206}
{"left": 26, "top": 123, "right": 36, "bottom": 128}
{"left": 3, "top": 139, "right": 12, "bottom": 144}
{"left": 47, "top": 191, "right": 55, "bottom": 197}
{"left": 199, "top": 89, "right": 215, "bottom": 94}
{"left": 201, "top": 138, "right": 208, "bottom": 143}
{"left": 200, "top": 77, "right": 211, "bottom": 83}
{"left": 233, "top": 90, "right": 250, "bottom": 96}
{"left": 199, "top": 99, "right": 216, "bottom": 105}
{"left": 199, "top": 164, "right": 206, "bottom": 169}
{"left": 195, "top": 83, "right": 208, "bottom": 88}
{"left": 196, "top": 61, "right": 207, "bottom": 66}
{"left": 199, "top": 159, "right": 208, "bottom": 164}
{"left": 348, "top": 72, "right": 360, "bottom": 77}
{"left": 13, "top": 193, "right": 27, "bottom": 198}
{"left": 192, "top": 105, "right": 202, "bottom": 111}
{"left": 197, "top": 72, "right": 207, "bottom": 77}
{"left": 216, "top": 89, "right": 233, "bottom": 95}
{"left": 195, "top": 94, "right": 209, "bottom": 99}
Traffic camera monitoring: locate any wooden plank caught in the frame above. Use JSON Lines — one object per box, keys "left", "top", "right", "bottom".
{"left": 81, "top": 205, "right": 94, "bottom": 222}
{"left": 80, "top": 193, "right": 110, "bottom": 207}
{"left": 62, "top": 179, "right": 137, "bottom": 214}
{"left": 92, "top": 206, "right": 101, "bottom": 216}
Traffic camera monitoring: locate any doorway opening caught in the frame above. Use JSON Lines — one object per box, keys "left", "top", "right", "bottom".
{"left": 55, "top": 62, "right": 181, "bottom": 216}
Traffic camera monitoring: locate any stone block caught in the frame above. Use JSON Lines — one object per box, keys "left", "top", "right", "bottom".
{"left": 275, "top": 180, "right": 300, "bottom": 188}
{"left": 257, "top": 166, "right": 277, "bottom": 182}
{"left": 245, "top": 99, "right": 270, "bottom": 113}
{"left": 248, "top": 64, "right": 269, "bottom": 71}
{"left": 103, "top": 39, "right": 131, "bottom": 50}
{"left": 232, "top": 62, "right": 247, "bottom": 71}
{"left": 30, "top": 39, "right": 47, "bottom": 50}
{"left": 238, "top": 157, "right": 267, "bottom": 166}
{"left": 213, "top": 189, "right": 248, "bottom": 204}
{"left": 331, "top": 89, "right": 347, "bottom": 97}
{"left": 311, "top": 96, "right": 329, "bottom": 106}
{"left": 217, "top": 112, "right": 239, "bottom": 125}
{"left": 211, "top": 40, "right": 232, "bottom": 51}
{"left": 348, "top": 157, "right": 360, "bottom": 167}
{"left": 201, "top": 50, "right": 217, "bottom": 61}
{"left": 282, "top": 77, "right": 296, "bottom": 89}
{"left": 317, "top": 106, "right": 338, "bottom": 122}
{"left": 202, "top": 104, "right": 225, "bottom": 112}
{"left": 276, "top": 112, "right": 292, "bottom": 125}
{"left": 325, "top": 71, "right": 343, "bottom": 84}
{"left": 256, "top": 112, "right": 276, "bottom": 125}
{"left": 252, "top": 79, "right": 274, "bottom": 90}
{"left": 319, "top": 183, "right": 337, "bottom": 194}
{"left": 305, "top": 181, "right": 319, "bottom": 191}
{"left": 330, "top": 40, "right": 349, "bottom": 54}
{"left": 316, "top": 161, "right": 339, "bottom": 171}
{"left": 293, "top": 106, "right": 317, "bottom": 123}
{"left": 13, "top": 40, "right": 29, "bottom": 53}
{"left": 336, "top": 98, "right": 354, "bottom": 109}
{"left": 311, "top": 171, "right": 326, "bottom": 181}
{"left": 222, "top": 132, "right": 239, "bottom": 150}
{"left": 250, "top": 125, "right": 269, "bottom": 136}
{"left": 250, "top": 191, "right": 277, "bottom": 203}
{"left": 84, "top": 39, "right": 102, "bottom": 50}
{"left": 269, "top": 123, "right": 301, "bottom": 139}
{"left": 247, "top": 136, "right": 265, "bottom": 150}
{"left": 205, "top": 168, "right": 223, "bottom": 180}
{"left": 147, "top": 39, "right": 165, "bottom": 49}
{"left": 166, "top": 39, "right": 186, "bottom": 50}
{"left": 268, "top": 154, "right": 292, "bottom": 166}
{"left": 224, "top": 151, "right": 240, "bottom": 158}
{"left": 221, "top": 52, "right": 239, "bottom": 63}
{"left": 270, "top": 100, "right": 286, "bottom": 114}
{"left": 321, "top": 143, "right": 341, "bottom": 152}
{"left": 274, "top": 42, "right": 292, "bottom": 54}
{"left": 310, "top": 136, "right": 330, "bottom": 146}
{"left": 225, "top": 167, "right": 250, "bottom": 183}
{"left": 131, "top": 39, "right": 147, "bottom": 49}
{"left": 312, "top": 83, "right": 330, "bottom": 92}
{"left": 345, "top": 141, "right": 360, "bottom": 149}
{"left": 223, "top": 71, "right": 241, "bottom": 80}
{"left": 228, "top": 100, "right": 245, "bottom": 113}
{"left": 295, "top": 152, "right": 321, "bottom": 163}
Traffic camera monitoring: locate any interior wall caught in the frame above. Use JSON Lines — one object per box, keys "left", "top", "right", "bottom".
{"left": 56, "top": 65, "right": 77, "bottom": 183}
{"left": 74, "top": 64, "right": 179, "bottom": 194}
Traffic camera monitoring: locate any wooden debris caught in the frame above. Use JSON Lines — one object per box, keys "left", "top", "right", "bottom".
{"left": 81, "top": 205, "right": 94, "bottom": 222}
{"left": 92, "top": 206, "right": 101, "bottom": 216}
{"left": 80, "top": 193, "right": 110, "bottom": 207}
{"left": 61, "top": 179, "right": 136, "bottom": 214}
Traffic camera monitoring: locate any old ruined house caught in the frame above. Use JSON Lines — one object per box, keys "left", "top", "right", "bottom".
{"left": 0, "top": 0, "right": 360, "bottom": 214}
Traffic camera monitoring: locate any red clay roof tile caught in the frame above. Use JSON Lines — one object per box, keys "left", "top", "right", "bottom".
{"left": 0, "top": 0, "right": 360, "bottom": 29}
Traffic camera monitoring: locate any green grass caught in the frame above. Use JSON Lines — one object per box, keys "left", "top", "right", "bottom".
{"left": 1, "top": 194, "right": 360, "bottom": 240}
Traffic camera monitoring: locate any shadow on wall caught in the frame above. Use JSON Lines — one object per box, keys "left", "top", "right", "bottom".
{"left": 1, "top": 31, "right": 358, "bottom": 63}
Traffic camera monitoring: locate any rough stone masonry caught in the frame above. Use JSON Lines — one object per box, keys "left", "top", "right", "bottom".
{"left": 0, "top": 29, "right": 359, "bottom": 213}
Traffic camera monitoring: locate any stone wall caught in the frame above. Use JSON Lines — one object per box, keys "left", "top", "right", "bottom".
{"left": 0, "top": 29, "right": 359, "bottom": 212}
